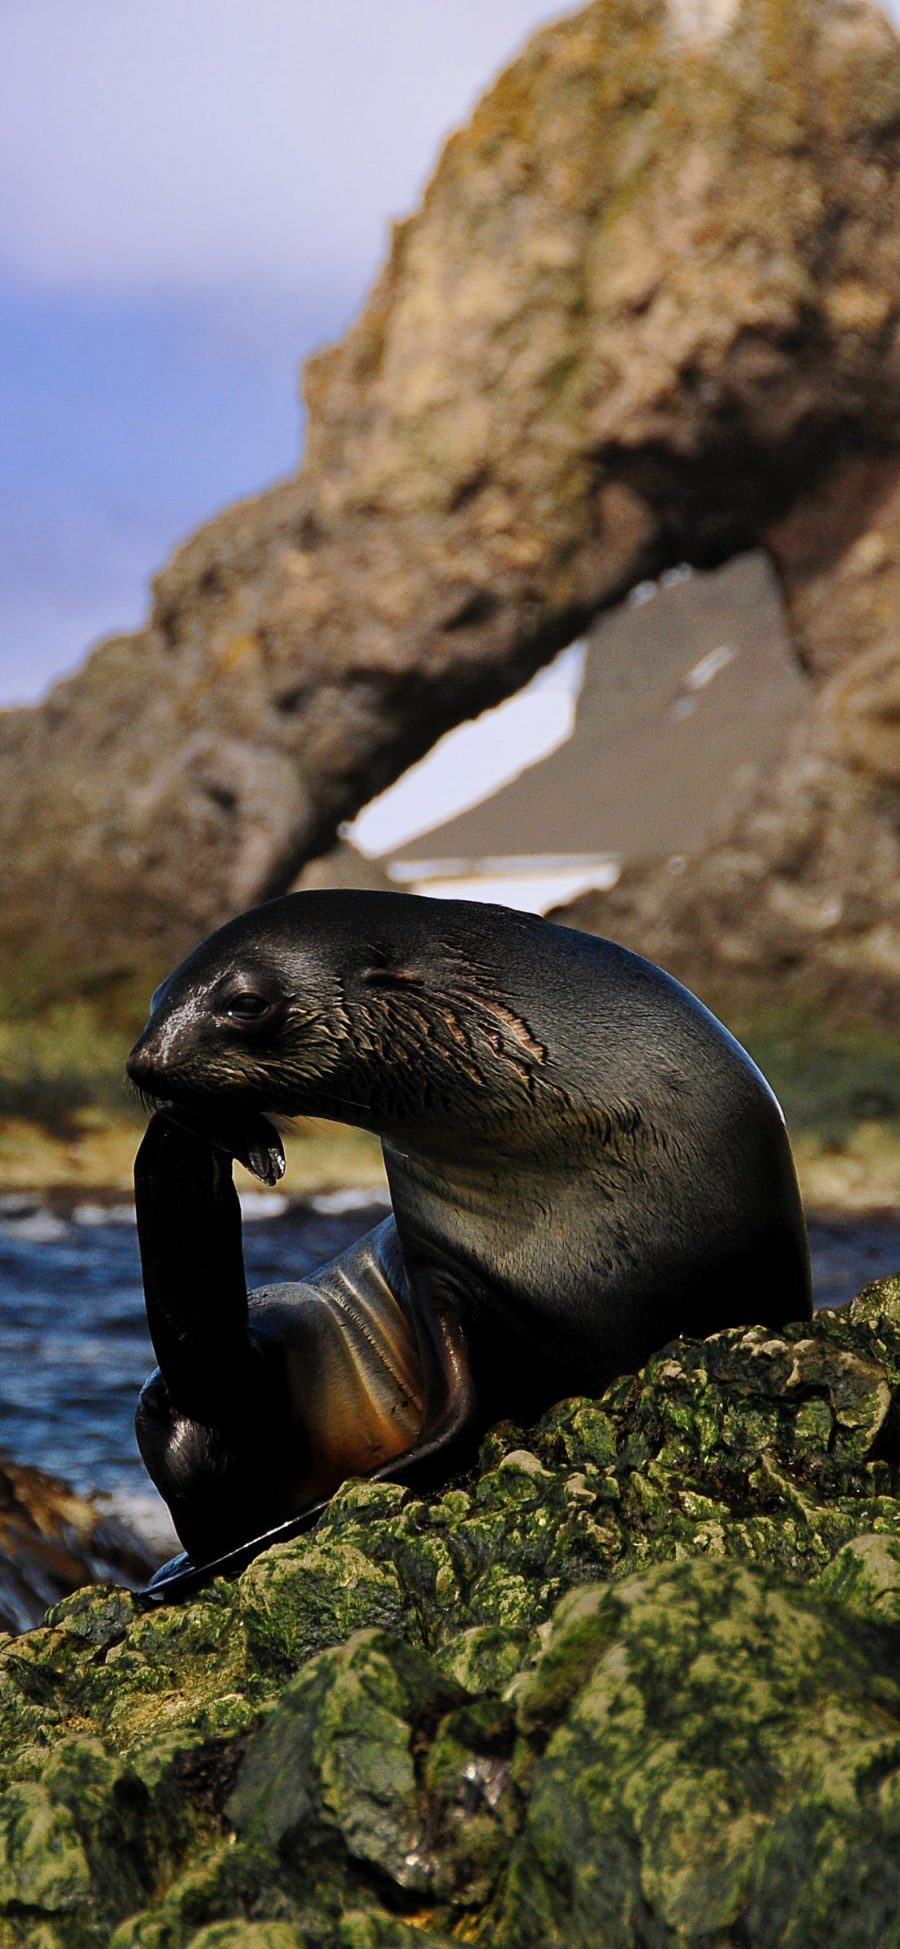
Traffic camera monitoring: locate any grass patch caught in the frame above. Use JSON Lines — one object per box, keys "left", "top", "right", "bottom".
{"left": 730, "top": 1001, "right": 900, "bottom": 1151}
{"left": 0, "top": 989, "right": 141, "bottom": 1134}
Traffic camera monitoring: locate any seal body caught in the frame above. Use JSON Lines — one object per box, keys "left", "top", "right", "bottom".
{"left": 128, "top": 892, "right": 812, "bottom": 1578}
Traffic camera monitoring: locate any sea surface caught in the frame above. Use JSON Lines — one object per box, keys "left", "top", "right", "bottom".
{"left": 0, "top": 1190, "right": 898, "bottom": 1544}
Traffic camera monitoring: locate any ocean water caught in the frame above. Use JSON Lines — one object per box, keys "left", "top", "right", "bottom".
{"left": 0, "top": 1190, "right": 897, "bottom": 1536}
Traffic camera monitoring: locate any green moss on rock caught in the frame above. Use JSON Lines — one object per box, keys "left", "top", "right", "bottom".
{"left": 499, "top": 1561, "right": 900, "bottom": 1947}
{"left": 0, "top": 1277, "right": 897, "bottom": 1945}
{"left": 0, "top": 1784, "right": 91, "bottom": 1916}
{"left": 238, "top": 1513, "right": 409, "bottom": 1674}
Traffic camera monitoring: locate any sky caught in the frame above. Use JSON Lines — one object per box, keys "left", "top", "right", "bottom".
{"left": 3, "top": 1, "right": 898, "bottom": 852}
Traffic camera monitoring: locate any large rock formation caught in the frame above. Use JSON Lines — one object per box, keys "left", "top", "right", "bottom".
{"left": 3, "top": 0, "right": 900, "bottom": 1002}
{"left": 0, "top": 1274, "right": 898, "bottom": 1945}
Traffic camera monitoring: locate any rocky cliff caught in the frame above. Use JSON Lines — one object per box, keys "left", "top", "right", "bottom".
{"left": 3, "top": 0, "right": 900, "bottom": 1005}
{"left": 560, "top": 456, "right": 900, "bottom": 1020}
{"left": 0, "top": 1274, "right": 898, "bottom": 1946}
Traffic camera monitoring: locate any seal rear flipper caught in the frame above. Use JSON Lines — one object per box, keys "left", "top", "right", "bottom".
{"left": 136, "top": 1283, "right": 476, "bottom": 1606}
{"left": 137, "top": 1336, "right": 475, "bottom": 1603}
{"left": 136, "top": 1496, "right": 333, "bottom": 1605}
{"left": 134, "top": 1113, "right": 254, "bottom": 1418}
{"left": 159, "top": 1104, "right": 286, "bottom": 1185}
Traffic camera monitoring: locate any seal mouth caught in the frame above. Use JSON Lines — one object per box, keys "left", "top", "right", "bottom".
{"left": 134, "top": 1093, "right": 287, "bottom": 1186}
{"left": 127, "top": 1038, "right": 287, "bottom": 1184}
{"left": 169, "top": 1106, "right": 287, "bottom": 1186}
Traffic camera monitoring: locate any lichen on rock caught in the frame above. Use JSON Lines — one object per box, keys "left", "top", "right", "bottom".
{"left": 0, "top": 1273, "right": 897, "bottom": 1946}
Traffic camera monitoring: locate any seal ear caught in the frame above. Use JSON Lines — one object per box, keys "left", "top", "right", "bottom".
{"left": 362, "top": 944, "right": 423, "bottom": 989}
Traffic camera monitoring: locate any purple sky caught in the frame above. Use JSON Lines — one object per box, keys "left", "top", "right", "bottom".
{"left": 0, "top": 2, "right": 571, "bottom": 705}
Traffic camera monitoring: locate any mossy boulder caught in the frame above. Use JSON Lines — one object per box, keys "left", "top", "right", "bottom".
{"left": 0, "top": 1275, "right": 897, "bottom": 1946}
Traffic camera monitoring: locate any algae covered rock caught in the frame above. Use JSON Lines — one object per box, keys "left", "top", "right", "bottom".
{"left": 498, "top": 1559, "right": 900, "bottom": 1948}
{"left": 819, "top": 1530, "right": 900, "bottom": 1625}
{"left": 0, "top": 1275, "right": 897, "bottom": 1945}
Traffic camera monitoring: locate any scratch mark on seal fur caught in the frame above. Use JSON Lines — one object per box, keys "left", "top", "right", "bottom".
{"left": 477, "top": 997, "right": 548, "bottom": 1065}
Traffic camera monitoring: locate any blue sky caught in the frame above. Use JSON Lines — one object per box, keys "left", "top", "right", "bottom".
{"left": 0, "top": 2, "right": 570, "bottom": 706}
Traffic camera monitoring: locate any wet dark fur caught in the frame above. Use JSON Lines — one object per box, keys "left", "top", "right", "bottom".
{"left": 128, "top": 891, "right": 812, "bottom": 1571}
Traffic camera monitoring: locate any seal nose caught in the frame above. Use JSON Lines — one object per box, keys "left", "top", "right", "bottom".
{"left": 126, "top": 1034, "right": 165, "bottom": 1095}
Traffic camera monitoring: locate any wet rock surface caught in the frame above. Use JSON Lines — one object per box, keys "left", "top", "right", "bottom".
{"left": 3, "top": 0, "right": 900, "bottom": 1008}
{"left": 0, "top": 1461, "right": 156, "bottom": 1636}
{"left": 0, "top": 1274, "right": 898, "bottom": 1946}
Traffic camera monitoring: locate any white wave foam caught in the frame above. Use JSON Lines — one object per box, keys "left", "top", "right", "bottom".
{"left": 97, "top": 1488, "right": 179, "bottom": 1557}
{"left": 72, "top": 1201, "right": 135, "bottom": 1227}
{"left": 0, "top": 1206, "right": 69, "bottom": 1242}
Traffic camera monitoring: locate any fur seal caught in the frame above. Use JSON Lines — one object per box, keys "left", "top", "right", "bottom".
{"left": 127, "top": 891, "right": 812, "bottom": 1598}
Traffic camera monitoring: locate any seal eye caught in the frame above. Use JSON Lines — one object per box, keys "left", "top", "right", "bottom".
{"left": 223, "top": 992, "right": 272, "bottom": 1023}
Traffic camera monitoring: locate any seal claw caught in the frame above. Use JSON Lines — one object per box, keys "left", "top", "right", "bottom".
{"left": 236, "top": 1128, "right": 286, "bottom": 1186}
